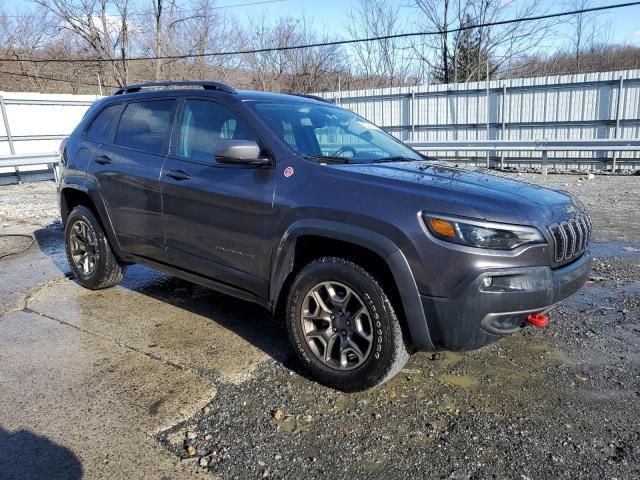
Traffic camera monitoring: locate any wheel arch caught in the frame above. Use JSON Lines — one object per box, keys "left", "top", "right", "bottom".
{"left": 59, "top": 184, "right": 123, "bottom": 256}
{"left": 270, "top": 220, "right": 434, "bottom": 351}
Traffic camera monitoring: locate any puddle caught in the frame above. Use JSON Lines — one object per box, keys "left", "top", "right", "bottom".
{"left": 526, "top": 342, "right": 575, "bottom": 365}
{"left": 590, "top": 241, "right": 640, "bottom": 259}
{"left": 440, "top": 374, "right": 480, "bottom": 389}
{"left": 333, "top": 395, "right": 357, "bottom": 412}
{"left": 564, "top": 282, "right": 640, "bottom": 311}
{"left": 274, "top": 414, "right": 313, "bottom": 434}
{"left": 428, "top": 351, "right": 465, "bottom": 370}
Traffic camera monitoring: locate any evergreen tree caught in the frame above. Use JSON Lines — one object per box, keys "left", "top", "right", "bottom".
{"left": 435, "top": 15, "right": 497, "bottom": 83}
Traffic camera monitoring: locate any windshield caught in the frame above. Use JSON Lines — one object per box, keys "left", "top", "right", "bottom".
{"left": 247, "top": 101, "right": 423, "bottom": 163}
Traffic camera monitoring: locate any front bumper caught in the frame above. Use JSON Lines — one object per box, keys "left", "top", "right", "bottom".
{"left": 420, "top": 252, "right": 592, "bottom": 351}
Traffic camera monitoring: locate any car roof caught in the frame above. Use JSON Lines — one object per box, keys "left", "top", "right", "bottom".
{"left": 104, "top": 86, "right": 333, "bottom": 106}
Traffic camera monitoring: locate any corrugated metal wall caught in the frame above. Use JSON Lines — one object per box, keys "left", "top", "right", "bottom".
{"left": 318, "top": 69, "right": 640, "bottom": 167}
{"left": 2, "top": 71, "right": 640, "bottom": 175}
{"left": 0, "top": 92, "right": 97, "bottom": 175}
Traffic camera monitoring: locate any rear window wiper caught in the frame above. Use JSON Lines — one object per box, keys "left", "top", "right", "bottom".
{"left": 305, "top": 155, "right": 353, "bottom": 164}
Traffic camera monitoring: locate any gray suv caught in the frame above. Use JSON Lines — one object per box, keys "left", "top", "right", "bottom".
{"left": 58, "top": 81, "right": 592, "bottom": 391}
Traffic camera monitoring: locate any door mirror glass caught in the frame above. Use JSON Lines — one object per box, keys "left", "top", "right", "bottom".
{"left": 214, "top": 139, "right": 268, "bottom": 165}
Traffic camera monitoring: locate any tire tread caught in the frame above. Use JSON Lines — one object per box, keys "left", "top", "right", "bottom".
{"left": 287, "top": 256, "right": 409, "bottom": 391}
{"left": 65, "top": 205, "right": 125, "bottom": 290}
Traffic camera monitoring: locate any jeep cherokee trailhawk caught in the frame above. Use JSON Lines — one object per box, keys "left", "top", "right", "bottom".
{"left": 58, "top": 81, "right": 592, "bottom": 391}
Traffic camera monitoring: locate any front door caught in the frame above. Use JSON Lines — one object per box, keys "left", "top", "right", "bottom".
{"left": 161, "top": 98, "right": 276, "bottom": 298}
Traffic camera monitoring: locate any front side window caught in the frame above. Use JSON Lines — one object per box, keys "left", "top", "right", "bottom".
{"left": 177, "top": 99, "right": 258, "bottom": 163}
{"left": 114, "top": 100, "right": 175, "bottom": 155}
{"left": 248, "top": 101, "right": 422, "bottom": 163}
{"left": 86, "top": 104, "right": 122, "bottom": 142}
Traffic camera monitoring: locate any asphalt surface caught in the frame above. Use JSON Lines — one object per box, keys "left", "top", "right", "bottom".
{"left": 0, "top": 174, "right": 639, "bottom": 479}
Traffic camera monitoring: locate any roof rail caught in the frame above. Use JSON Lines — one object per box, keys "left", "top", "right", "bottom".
{"left": 114, "top": 81, "right": 236, "bottom": 95}
{"left": 292, "top": 94, "right": 334, "bottom": 103}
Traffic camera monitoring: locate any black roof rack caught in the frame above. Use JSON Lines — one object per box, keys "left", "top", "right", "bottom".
{"left": 292, "top": 94, "right": 334, "bottom": 103}
{"left": 114, "top": 81, "right": 236, "bottom": 95}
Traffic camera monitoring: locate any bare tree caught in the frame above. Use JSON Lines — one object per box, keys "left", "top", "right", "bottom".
{"left": 346, "top": 0, "right": 416, "bottom": 87}
{"left": 563, "top": 0, "right": 611, "bottom": 72}
{"left": 411, "top": 0, "right": 556, "bottom": 83}
{"left": 177, "top": 0, "right": 244, "bottom": 82}
{"left": 33, "top": 0, "right": 132, "bottom": 85}
{"left": 241, "top": 14, "right": 344, "bottom": 93}
{"left": 3, "top": 0, "right": 633, "bottom": 95}
{"left": 148, "top": 0, "right": 198, "bottom": 81}
{"left": 0, "top": 6, "right": 58, "bottom": 90}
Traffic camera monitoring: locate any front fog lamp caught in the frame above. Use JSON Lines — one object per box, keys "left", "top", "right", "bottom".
{"left": 481, "top": 277, "right": 493, "bottom": 288}
{"left": 424, "top": 215, "right": 544, "bottom": 250}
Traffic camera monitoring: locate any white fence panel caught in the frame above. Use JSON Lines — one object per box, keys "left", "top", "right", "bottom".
{"left": 319, "top": 69, "right": 640, "bottom": 168}
{"left": 0, "top": 92, "right": 99, "bottom": 175}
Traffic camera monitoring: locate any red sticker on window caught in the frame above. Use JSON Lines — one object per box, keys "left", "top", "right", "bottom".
{"left": 284, "top": 166, "right": 294, "bottom": 178}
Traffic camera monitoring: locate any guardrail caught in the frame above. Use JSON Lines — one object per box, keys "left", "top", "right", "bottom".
{"left": 0, "top": 152, "right": 60, "bottom": 183}
{"left": 1, "top": 139, "right": 639, "bottom": 184}
{"left": 405, "top": 138, "right": 640, "bottom": 173}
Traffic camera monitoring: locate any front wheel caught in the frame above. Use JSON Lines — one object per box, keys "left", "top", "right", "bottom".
{"left": 286, "top": 257, "right": 409, "bottom": 391}
{"left": 64, "top": 205, "right": 126, "bottom": 290}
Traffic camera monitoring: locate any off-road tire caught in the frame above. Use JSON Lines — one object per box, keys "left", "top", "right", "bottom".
{"left": 64, "top": 205, "right": 125, "bottom": 290}
{"left": 286, "top": 256, "right": 409, "bottom": 391}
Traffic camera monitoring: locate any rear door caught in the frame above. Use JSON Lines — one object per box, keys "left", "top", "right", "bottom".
{"left": 161, "top": 97, "right": 276, "bottom": 298}
{"left": 89, "top": 98, "right": 176, "bottom": 260}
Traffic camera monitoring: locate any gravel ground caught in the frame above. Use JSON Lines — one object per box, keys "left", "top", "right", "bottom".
{"left": 1, "top": 174, "right": 639, "bottom": 479}
{"left": 156, "top": 173, "right": 640, "bottom": 480}
{"left": 0, "top": 181, "right": 59, "bottom": 228}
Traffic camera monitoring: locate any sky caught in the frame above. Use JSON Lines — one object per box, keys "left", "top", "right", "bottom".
{"left": 3, "top": 0, "right": 640, "bottom": 50}
{"left": 224, "top": 0, "right": 640, "bottom": 48}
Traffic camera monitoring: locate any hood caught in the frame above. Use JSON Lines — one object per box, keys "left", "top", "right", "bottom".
{"left": 328, "top": 161, "right": 579, "bottom": 224}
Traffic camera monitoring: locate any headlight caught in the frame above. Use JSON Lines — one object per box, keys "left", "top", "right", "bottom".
{"left": 423, "top": 214, "right": 545, "bottom": 250}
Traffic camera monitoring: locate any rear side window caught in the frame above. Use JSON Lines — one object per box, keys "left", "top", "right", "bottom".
{"left": 86, "top": 104, "right": 122, "bottom": 142}
{"left": 115, "top": 100, "right": 175, "bottom": 155}
{"left": 177, "top": 99, "right": 258, "bottom": 163}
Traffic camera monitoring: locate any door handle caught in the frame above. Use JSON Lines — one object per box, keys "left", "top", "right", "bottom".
{"left": 165, "top": 169, "right": 191, "bottom": 181}
{"left": 95, "top": 155, "right": 112, "bottom": 165}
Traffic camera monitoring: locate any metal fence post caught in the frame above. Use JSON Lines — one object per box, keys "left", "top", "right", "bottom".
{"left": 0, "top": 95, "right": 20, "bottom": 183}
{"left": 541, "top": 150, "right": 548, "bottom": 175}
{"left": 501, "top": 83, "right": 507, "bottom": 169}
{"left": 411, "top": 90, "right": 416, "bottom": 141}
{"left": 612, "top": 75, "right": 625, "bottom": 172}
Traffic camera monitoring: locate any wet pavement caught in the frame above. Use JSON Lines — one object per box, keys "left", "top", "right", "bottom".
{"left": 0, "top": 177, "right": 639, "bottom": 479}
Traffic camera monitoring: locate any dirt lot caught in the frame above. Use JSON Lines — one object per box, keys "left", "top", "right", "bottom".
{"left": 0, "top": 173, "right": 639, "bottom": 479}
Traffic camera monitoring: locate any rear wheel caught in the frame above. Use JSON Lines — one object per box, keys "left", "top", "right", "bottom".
{"left": 286, "top": 257, "right": 409, "bottom": 391}
{"left": 64, "top": 205, "right": 125, "bottom": 290}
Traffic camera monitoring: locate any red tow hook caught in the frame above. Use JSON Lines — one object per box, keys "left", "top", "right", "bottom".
{"left": 527, "top": 313, "right": 549, "bottom": 328}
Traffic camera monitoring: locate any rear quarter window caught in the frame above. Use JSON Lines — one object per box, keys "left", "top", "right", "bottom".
{"left": 114, "top": 100, "right": 176, "bottom": 155}
{"left": 85, "top": 104, "right": 122, "bottom": 142}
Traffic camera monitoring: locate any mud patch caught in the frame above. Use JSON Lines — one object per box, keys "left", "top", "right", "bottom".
{"left": 0, "top": 234, "right": 33, "bottom": 258}
{"left": 440, "top": 374, "right": 481, "bottom": 389}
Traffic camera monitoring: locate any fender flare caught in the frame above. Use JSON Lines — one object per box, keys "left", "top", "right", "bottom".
{"left": 59, "top": 182, "right": 123, "bottom": 255}
{"left": 269, "top": 219, "right": 434, "bottom": 351}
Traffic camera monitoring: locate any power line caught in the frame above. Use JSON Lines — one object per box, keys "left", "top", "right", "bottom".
{"left": 128, "top": 0, "right": 287, "bottom": 16}
{"left": 0, "top": 1, "right": 638, "bottom": 66}
{"left": 0, "top": 0, "right": 286, "bottom": 19}
{"left": 0, "top": 69, "right": 116, "bottom": 89}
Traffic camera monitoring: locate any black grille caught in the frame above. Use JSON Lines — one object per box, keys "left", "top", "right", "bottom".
{"left": 549, "top": 213, "right": 592, "bottom": 263}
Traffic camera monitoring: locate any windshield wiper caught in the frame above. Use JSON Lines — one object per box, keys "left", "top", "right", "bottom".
{"left": 368, "top": 156, "right": 418, "bottom": 164}
{"left": 305, "top": 155, "right": 353, "bottom": 164}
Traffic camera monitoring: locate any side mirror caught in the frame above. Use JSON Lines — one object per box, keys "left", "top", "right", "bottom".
{"left": 214, "top": 139, "right": 270, "bottom": 166}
